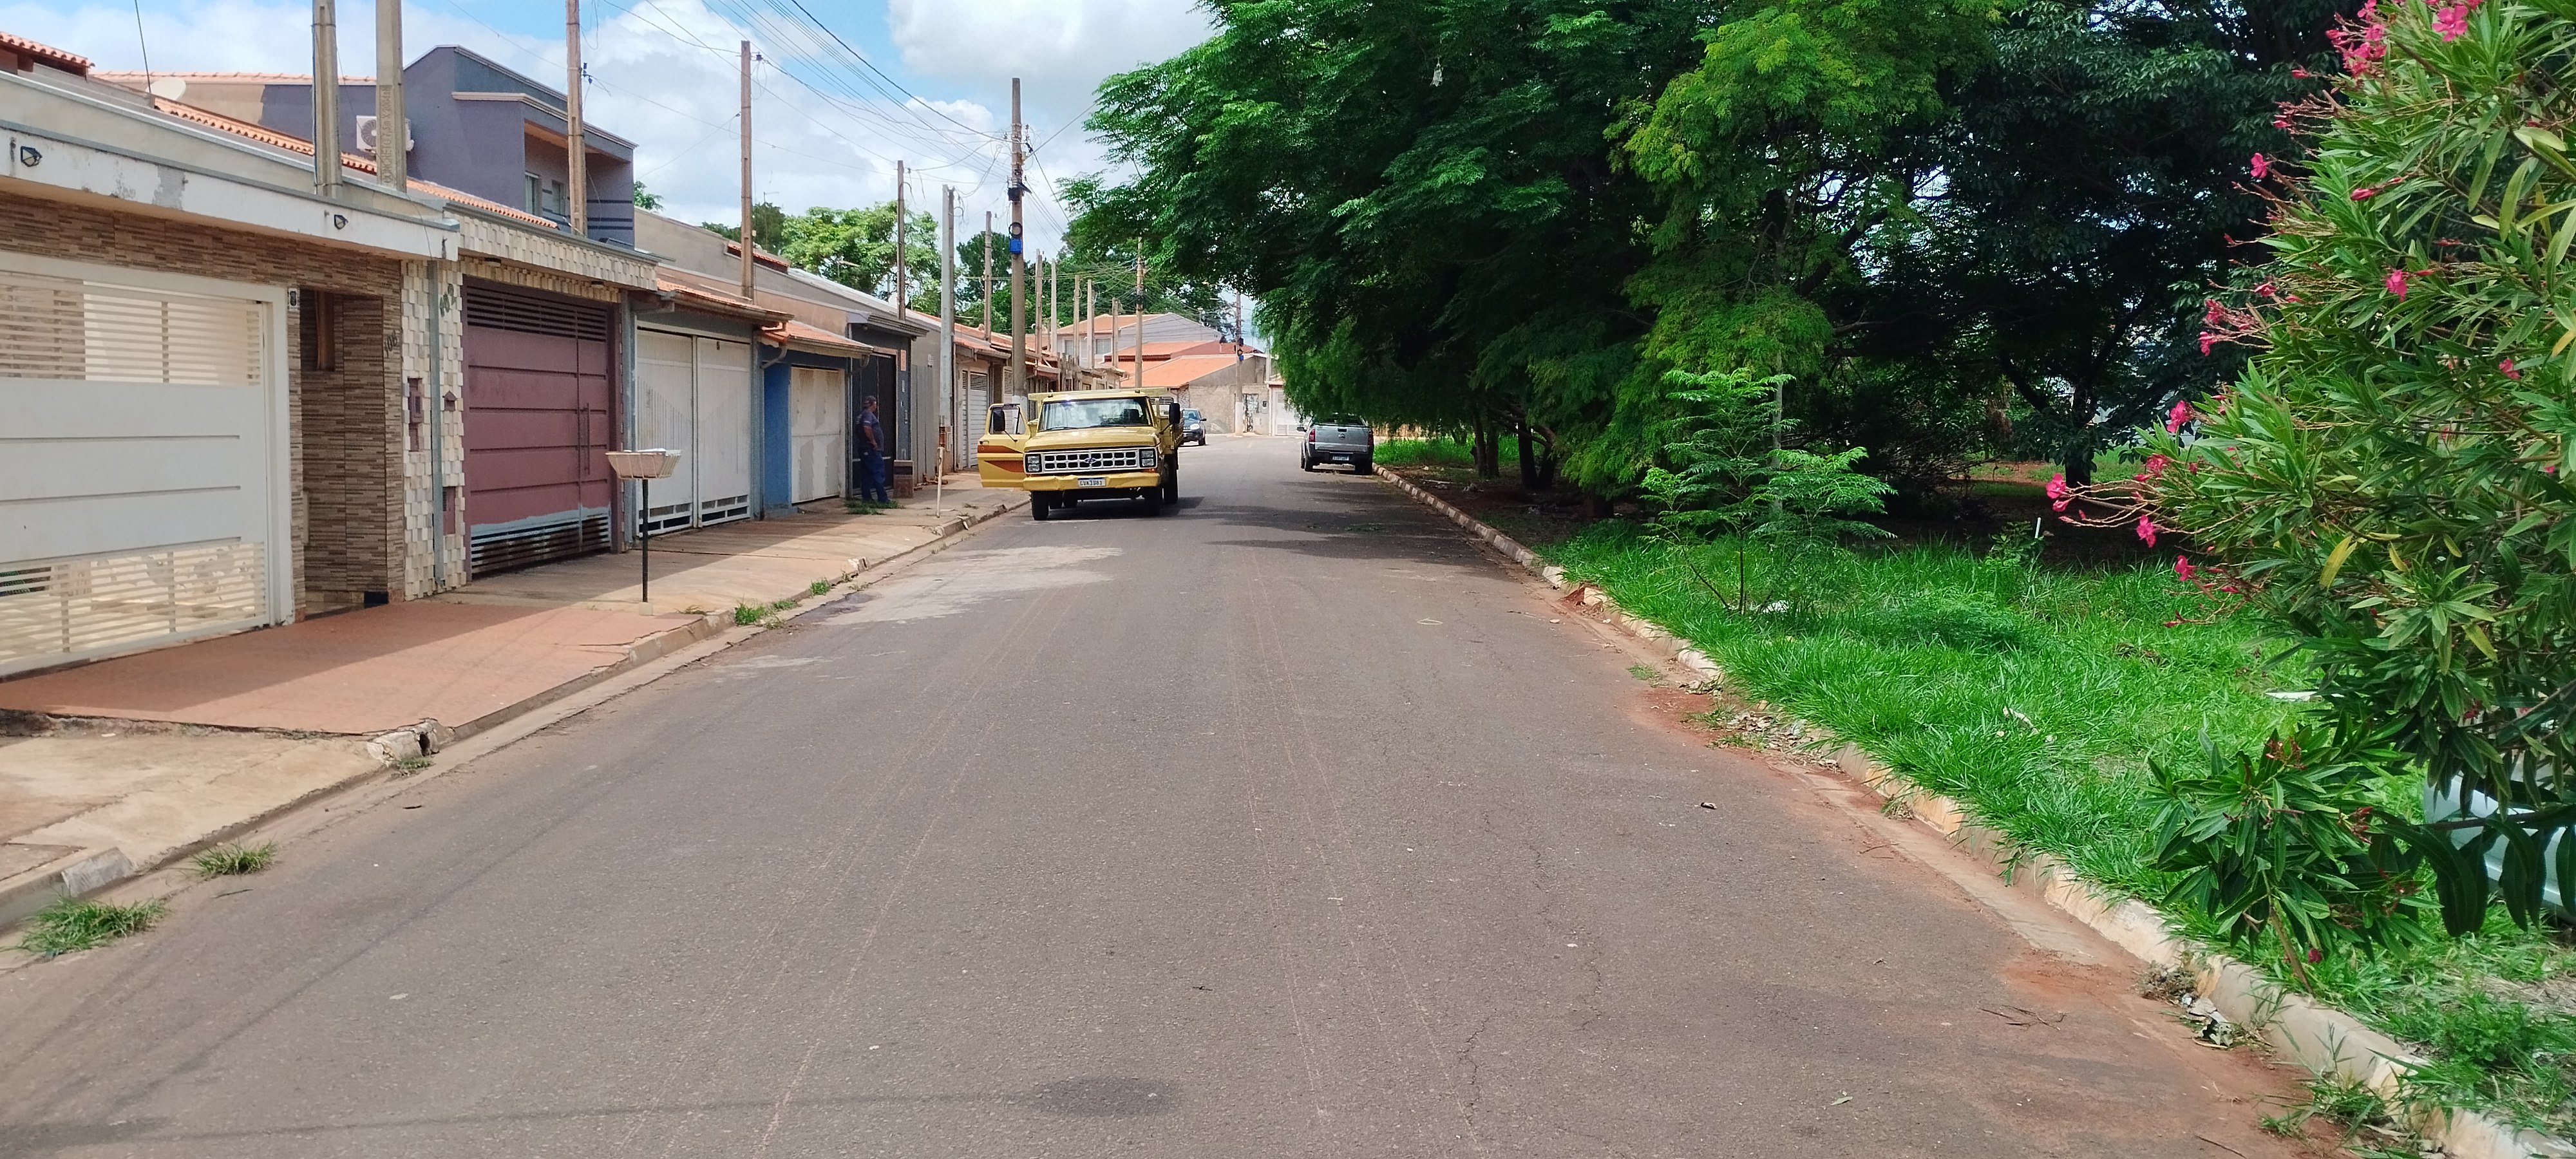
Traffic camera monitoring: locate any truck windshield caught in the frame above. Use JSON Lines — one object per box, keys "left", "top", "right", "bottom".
{"left": 1041, "top": 398, "right": 1151, "bottom": 429}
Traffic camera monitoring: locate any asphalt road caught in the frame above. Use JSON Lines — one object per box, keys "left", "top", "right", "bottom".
{"left": 0, "top": 438, "right": 2302, "bottom": 1158}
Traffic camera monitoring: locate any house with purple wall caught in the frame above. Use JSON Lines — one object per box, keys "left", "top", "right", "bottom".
{"left": 104, "top": 46, "right": 637, "bottom": 247}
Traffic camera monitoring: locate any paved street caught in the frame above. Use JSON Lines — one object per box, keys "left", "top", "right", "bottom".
{"left": 0, "top": 438, "right": 2298, "bottom": 1158}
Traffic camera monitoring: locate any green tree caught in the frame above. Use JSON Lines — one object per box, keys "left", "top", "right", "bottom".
{"left": 1854, "top": 0, "right": 2333, "bottom": 484}
{"left": 632, "top": 181, "right": 664, "bottom": 211}
{"left": 703, "top": 202, "right": 786, "bottom": 252}
{"left": 1079, "top": 0, "right": 1710, "bottom": 481}
{"left": 775, "top": 203, "right": 940, "bottom": 310}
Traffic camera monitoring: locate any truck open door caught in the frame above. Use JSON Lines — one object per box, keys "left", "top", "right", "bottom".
{"left": 976, "top": 400, "right": 1028, "bottom": 488}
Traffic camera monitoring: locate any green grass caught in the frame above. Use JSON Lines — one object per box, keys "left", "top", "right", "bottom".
{"left": 190, "top": 842, "right": 276, "bottom": 878}
{"left": 732, "top": 604, "right": 768, "bottom": 626}
{"left": 13, "top": 896, "right": 167, "bottom": 956}
{"left": 1553, "top": 522, "right": 2296, "bottom": 896}
{"left": 1546, "top": 521, "right": 2576, "bottom": 1136}
{"left": 1372, "top": 435, "right": 1531, "bottom": 467}
{"left": 810, "top": 580, "right": 832, "bottom": 596}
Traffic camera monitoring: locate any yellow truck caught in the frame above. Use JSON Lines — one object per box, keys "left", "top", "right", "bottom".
{"left": 976, "top": 387, "right": 1183, "bottom": 520}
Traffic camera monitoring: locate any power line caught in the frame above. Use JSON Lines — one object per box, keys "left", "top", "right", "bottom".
{"left": 773, "top": 0, "right": 1001, "bottom": 140}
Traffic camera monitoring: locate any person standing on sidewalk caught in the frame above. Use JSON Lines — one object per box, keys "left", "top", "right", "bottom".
{"left": 857, "top": 395, "right": 892, "bottom": 505}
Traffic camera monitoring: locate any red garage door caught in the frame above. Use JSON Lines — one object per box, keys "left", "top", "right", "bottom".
{"left": 461, "top": 283, "right": 614, "bottom": 574}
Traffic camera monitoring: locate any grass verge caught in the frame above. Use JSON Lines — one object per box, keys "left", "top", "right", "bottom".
{"left": 1545, "top": 520, "right": 2576, "bottom": 1136}
{"left": 13, "top": 896, "right": 168, "bottom": 957}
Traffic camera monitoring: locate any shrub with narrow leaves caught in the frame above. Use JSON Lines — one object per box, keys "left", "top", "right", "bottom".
{"left": 2072, "top": 0, "right": 2576, "bottom": 941}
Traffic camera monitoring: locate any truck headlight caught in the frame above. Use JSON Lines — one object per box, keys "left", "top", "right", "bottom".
{"left": 1139, "top": 446, "right": 1158, "bottom": 469}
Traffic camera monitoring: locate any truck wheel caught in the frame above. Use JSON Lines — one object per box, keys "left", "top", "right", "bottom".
{"left": 1030, "top": 493, "right": 1050, "bottom": 521}
{"left": 1138, "top": 485, "right": 1164, "bottom": 516}
{"left": 1354, "top": 456, "right": 1373, "bottom": 475}
{"left": 1161, "top": 469, "right": 1179, "bottom": 505}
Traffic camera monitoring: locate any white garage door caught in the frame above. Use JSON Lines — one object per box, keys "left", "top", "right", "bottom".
{"left": 789, "top": 365, "right": 846, "bottom": 504}
{"left": 0, "top": 254, "right": 287, "bottom": 677}
{"left": 634, "top": 328, "right": 754, "bottom": 533}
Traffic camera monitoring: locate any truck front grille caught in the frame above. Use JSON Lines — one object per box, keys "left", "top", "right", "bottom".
{"left": 1028, "top": 448, "right": 1146, "bottom": 475}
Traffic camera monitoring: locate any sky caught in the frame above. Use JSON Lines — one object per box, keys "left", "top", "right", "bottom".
{"left": 0, "top": 0, "right": 1215, "bottom": 252}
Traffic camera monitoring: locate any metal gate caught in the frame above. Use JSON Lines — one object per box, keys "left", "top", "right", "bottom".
{"left": 0, "top": 256, "right": 287, "bottom": 676}
{"left": 790, "top": 365, "right": 845, "bottom": 504}
{"left": 460, "top": 283, "right": 614, "bottom": 574}
{"left": 634, "top": 328, "right": 753, "bottom": 532}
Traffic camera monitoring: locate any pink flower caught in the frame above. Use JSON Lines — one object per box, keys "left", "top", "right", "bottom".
{"left": 2351, "top": 184, "right": 2380, "bottom": 200}
{"left": 2251, "top": 153, "right": 2269, "bottom": 180}
{"left": 2293, "top": 66, "right": 2311, "bottom": 77}
{"left": 2435, "top": 3, "right": 2467, "bottom": 38}
{"left": 2144, "top": 453, "right": 2171, "bottom": 478}
{"left": 2045, "top": 473, "right": 2070, "bottom": 512}
{"left": 2199, "top": 332, "right": 2219, "bottom": 355}
{"left": 2501, "top": 359, "right": 2521, "bottom": 379}
{"left": 2256, "top": 281, "right": 2278, "bottom": 297}
{"left": 2166, "top": 399, "right": 2195, "bottom": 433}
{"left": 2137, "top": 516, "right": 2159, "bottom": 545}
{"left": 2385, "top": 269, "right": 2409, "bottom": 297}
{"left": 2175, "top": 556, "right": 2197, "bottom": 581}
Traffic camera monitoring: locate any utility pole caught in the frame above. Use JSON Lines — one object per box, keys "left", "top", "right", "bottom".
{"left": 980, "top": 211, "right": 994, "bottom": 338}
{"left": 940, "top": 185, "right": 957, "bottom": 473}
{"left": 737, "top": 41, "right": 754, "bottom": 300}
{"left": 374, "top": 0, "right": 404, "bottom": 191}
{"left": 564, "top": 0, "right": 585, "bottom": 236}
{"left": 1005, "top": 77, "right": 1027, "bottom": 399}
{"left": 893, "top": 160, "right": 907, "bottom": 318}
{"left": 312, "top": 0, "right": 341, "bottom": 196}
{"left": 1083, "top": 278, "right": 1095, "bottom": 374}
{"left": 1144, "top": 238, "right": 1154, "bottom": 389}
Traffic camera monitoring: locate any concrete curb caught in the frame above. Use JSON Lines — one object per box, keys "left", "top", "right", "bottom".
{"left": 1374, "top": 469, "right": 2567, "bottom": 1159}
{"left": 0, "top": 491, "right": 1027, "bottom": 943}
{"left": 0, "top": 847, "right": 133, "bottom": 930}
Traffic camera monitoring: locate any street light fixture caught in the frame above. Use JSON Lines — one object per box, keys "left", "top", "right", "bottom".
{"left": 606, "top": 449, "right": 681, "bottom": 603}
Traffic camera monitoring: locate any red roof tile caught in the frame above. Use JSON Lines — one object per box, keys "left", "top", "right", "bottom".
{"left": 1, "top": 30, "right": 93, "bottom": 73}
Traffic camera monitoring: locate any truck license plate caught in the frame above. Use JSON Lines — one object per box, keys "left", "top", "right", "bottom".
{"left": 1077, "top": 476, "right": 1107, "bottom": 487}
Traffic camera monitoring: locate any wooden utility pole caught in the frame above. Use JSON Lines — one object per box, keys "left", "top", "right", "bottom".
{"left": 312, "top": 0, "right": 341, "bottom": 196}
{"left": 893, "top": 160, "right": 907, "bottom": 318}
{"left": 374, "top": 0, "right": 404, "bottom": 191}
{"left": 1005, "top": 77, "right": 1027, "bottom": 397}
{"left": 980, "top": 211, "right": 994, "bottom": 337}
{"left": 1132, "top": 240, "right": 1147, "bottom": 388}
{"left": 1082, "top": 278, "right": 1094, "bottom": 373}
{"left": 737, "top": 41, "right": 754, "bottom": 299}
{"left": 940, "top": 185, "right": 957, "bottom": 471}
{"left": 565, "top": 0, "right": 586, "bottom": 235}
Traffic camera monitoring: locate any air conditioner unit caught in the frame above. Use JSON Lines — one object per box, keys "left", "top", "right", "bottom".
{"left": 354, "top": 115, "right": 414, "bottom": 156}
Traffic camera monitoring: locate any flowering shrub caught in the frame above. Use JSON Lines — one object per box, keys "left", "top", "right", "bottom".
{"left": 2070, "top": 0, "right": 2576, "bottom": 941}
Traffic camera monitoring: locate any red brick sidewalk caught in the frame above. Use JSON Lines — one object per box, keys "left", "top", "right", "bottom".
{"left": 0, "top": 602, "right": 700, "bottom": 736}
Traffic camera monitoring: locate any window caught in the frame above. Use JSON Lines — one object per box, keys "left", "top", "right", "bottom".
{"left": 1039, "top": 397, "right": 1150, "bottom": 430}
{"left": 526, "top": 173, "right": 544, "bottom": 214}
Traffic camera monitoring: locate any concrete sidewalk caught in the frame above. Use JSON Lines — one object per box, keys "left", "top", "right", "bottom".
{"left": 0, "top": 479, "right": 1024, "bottom": 928}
